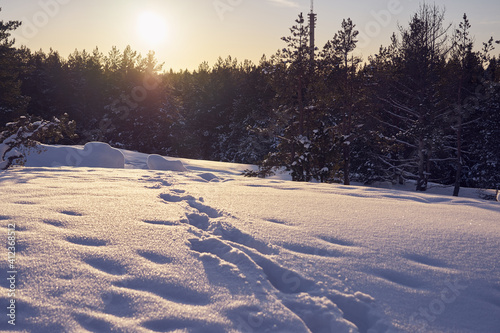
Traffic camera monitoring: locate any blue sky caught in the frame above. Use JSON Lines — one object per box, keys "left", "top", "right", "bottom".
{"left": 1, "top": 0, "right": 499, "bottom": 71}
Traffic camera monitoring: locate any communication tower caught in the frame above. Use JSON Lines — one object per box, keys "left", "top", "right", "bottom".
{"left": 308, "top": 0, "right": 317, "bottom": 62}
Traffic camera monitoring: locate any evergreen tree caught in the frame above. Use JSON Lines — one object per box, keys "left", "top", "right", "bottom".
{"left": 446, "top": 14, "right": 483, "bottom": 196}
{"left": 466, "top": 54, "right": 500, "bottom": 193}
{"left": 262, "top": 13, "right": 319, "bottom": 181}
{"left": 320, "top": 18, "right": 361, "bottom": 185}
{"left": 377, "top": 4, "right": 451, "bottom": 191}
{"left": 280, "top": 13, "right": 311, "bottom": 138}
{"left": 0, "top": 10, "right": 28, "bottom": 125}
{"left": 21, "top": 49, "right": 69, "bottom": 121}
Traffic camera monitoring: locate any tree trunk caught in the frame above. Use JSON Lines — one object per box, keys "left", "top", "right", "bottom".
{"left": 298, "top": 76, "right": 305, "bottom": 136}
{"left": 343, "top": 144, "right": 350, "bottom": 185}
{"left": 453, "top": 114, "right": 463, "bottom": 197}
{"left": 343, "top": 58, "right": 354, "bottom": 186}
{"left": 417, "top": 137, "right": 426, "bottom": 191}
{"left": 453, "top": 74, "right": 464, "bottom": 197}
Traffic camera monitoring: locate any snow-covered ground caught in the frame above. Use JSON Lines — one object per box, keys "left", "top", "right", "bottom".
{"left": 0, "top": 144, "right": 499, "bottom": 332}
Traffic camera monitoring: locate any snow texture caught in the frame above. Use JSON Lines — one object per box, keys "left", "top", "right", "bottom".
{"left": 0, "top": 143, "right": 499, "bottom": 332}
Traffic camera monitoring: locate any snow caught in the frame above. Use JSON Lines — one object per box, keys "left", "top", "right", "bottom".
{"left": 0, "top": 143, "right": 8, "bottom": 159}
{"left": 0, "top": 143, "right": 499, "bottom": 332}
{"left": 18, "top": 142, "right": 125, "bottom": 169}
{"left": 147, "top": 154, "right": 188, "bottom": 172}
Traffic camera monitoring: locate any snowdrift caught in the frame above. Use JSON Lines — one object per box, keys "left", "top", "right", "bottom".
{"left": 0, "top": 143, "right": 499, "bottom": 332}
{"left": 147, "top": 154, "right": 187, "bottom": 172}
{"left": 19, "top": 142, "right": 125, "bottom": 169}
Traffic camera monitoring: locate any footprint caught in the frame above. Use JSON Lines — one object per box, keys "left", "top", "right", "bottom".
{"left": 281, "top": 294, "right": 355, "bottom": 333}
{"left": 14, "top": 241, "right": 29, "bottom": 253}
{"left": 266, "top": 219, "right": 287, "bottom": 225}
{"left": 277, "top": 187, "right": 300, "bottom": 191}
{"left": 189, "top": 237, "right": 233, "bottom": 255}
{"left": 66, "top": 236, "right": 108, "bottom": 247}
{"left": 142, "top": 220, "right": 179, "bottom": 226}
{"left": 318, "top": 235, "right": 355, "bottom": 247}
{"left": 404, "top": 253, "right": 448, "bottom": 269}
{"left": 245, "top": 184, "right": 269, "bottom": 188}
{"left": 148, "top": 179, "right": 172, "bottom": 187}
{"left": 102, "top": 291, "right": 137, "bottom": 317}
{"left": 253, "top": 255, "right": 316, "bottom": 294}
{"left": 188, "top": 201, "right": 222, "bottom": 218}
{"left": 83, "top": 257, "right": 127, "bottom": 275}
{"left": 327, "top": 291, "right": 377, "bottom": 333}
{"left": 159, "top": 193, "right": 196, "bottom": 203}
{"left": 190, "top": 237, "right": 314, "bottom": 294}
{"left": 113, "top": 277, "right": 211, "bottom": 305}
{"left": 281, "top": 242, "right": 343, "bottom": 257}
{"left": 186, "top": 213, "right": 210, "bottom": 230}
{"left": 372, "top": 269, "right": 424, "bottom": 289}
{"left": 337, "top": 186, "right": 357, "bottom": 190}
{"left": 74, "top": 313, "right": 115, "bottom": 333}
{"left": 145, "top": 183, "right": 163, "bottom": 189}
{"left": 43, "top": 219, "right": 66, "bottom": 228}
{"left": 209, "top": 220, "right": 274, "bottom": 255}
{"left": 14, "top": 224, "right": 29, "bottom": 232}
{"left": 60, "top": 210, "right": 84, "bottom": 217}
{"left": 142, "top": 318, "right": 224, "bottom": 333}
{"left": 137, "top": 250, "right": 173, "bottom": 264}
{"left": 159, "top": 191, "right": 222, "bottom": 219}
{"left": 380, "top": 194, "right": 427, "bottom": 204}
{"left": 0, "top": 297, "right": 40, "bottom": 321}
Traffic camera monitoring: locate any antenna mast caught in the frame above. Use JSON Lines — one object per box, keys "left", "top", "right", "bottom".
{"left": 308, "top": 0, "right": 317, "bottom": 62}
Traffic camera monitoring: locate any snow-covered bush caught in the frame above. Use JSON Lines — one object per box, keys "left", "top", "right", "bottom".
{"left": 0, "top": 114, "right": 76, "bottom": 170}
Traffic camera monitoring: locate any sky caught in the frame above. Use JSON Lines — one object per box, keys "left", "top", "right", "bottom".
{"left": 1, "top": 0, "right": 499, "bottom": 72}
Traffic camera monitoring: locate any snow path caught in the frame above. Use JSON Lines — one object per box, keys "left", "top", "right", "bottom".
{"left": 0, "top": 151, "right": 499, "bottom": 332}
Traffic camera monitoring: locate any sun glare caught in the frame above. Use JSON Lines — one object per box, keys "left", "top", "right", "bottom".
{"left": 137, "top": 11, "right": 168, "bottom": 46}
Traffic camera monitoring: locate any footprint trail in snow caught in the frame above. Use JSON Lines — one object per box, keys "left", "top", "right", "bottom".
{"left": 152, "top": 173, "right": 390, "bottom": 333}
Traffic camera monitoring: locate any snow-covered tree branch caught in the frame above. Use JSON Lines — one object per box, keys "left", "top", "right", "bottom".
{"left": 0, "top": 114, "right": 76, "bottom": 170}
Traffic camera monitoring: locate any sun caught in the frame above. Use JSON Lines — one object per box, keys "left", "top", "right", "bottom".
{"left": 137, "top": 11, "right": 168, "bottom": 46}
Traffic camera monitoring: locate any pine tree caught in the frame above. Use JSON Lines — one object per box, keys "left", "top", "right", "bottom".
{"left": 262, "top": 13, "right": 319, "bottom": 181}
{"left": 466, "top": 54, "right": 500, "bottom": 193}
{"left": 447, "top": 14, "right": 483, "bottom": 196}
{"left": 0, "top": 10, "right": 28, "bottom": 125}
{"left": 20, "top": 49, "right": 69, "bottom": 121}
{"left": 377, "top": 4, "right": 451, "bottom": 191}
{"left": 320, "top": 18, "right": 361, "bottom": 185}
{"left": 280, "top": 13, "right": 311, "bottom": 138}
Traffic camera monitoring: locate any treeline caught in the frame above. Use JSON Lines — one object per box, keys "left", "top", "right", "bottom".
{"left": 0, "top": 4, "right": 499, "bottom": 193}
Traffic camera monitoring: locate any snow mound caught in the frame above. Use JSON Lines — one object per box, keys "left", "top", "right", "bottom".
{"left": 147, "top": 154, "right": 187, "bottom": 172}
{"left": 22, "top": 142, "right": 125, "bottom": 168}
{"left": 198, "top": 172, "right": 220, "bottom": 182}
